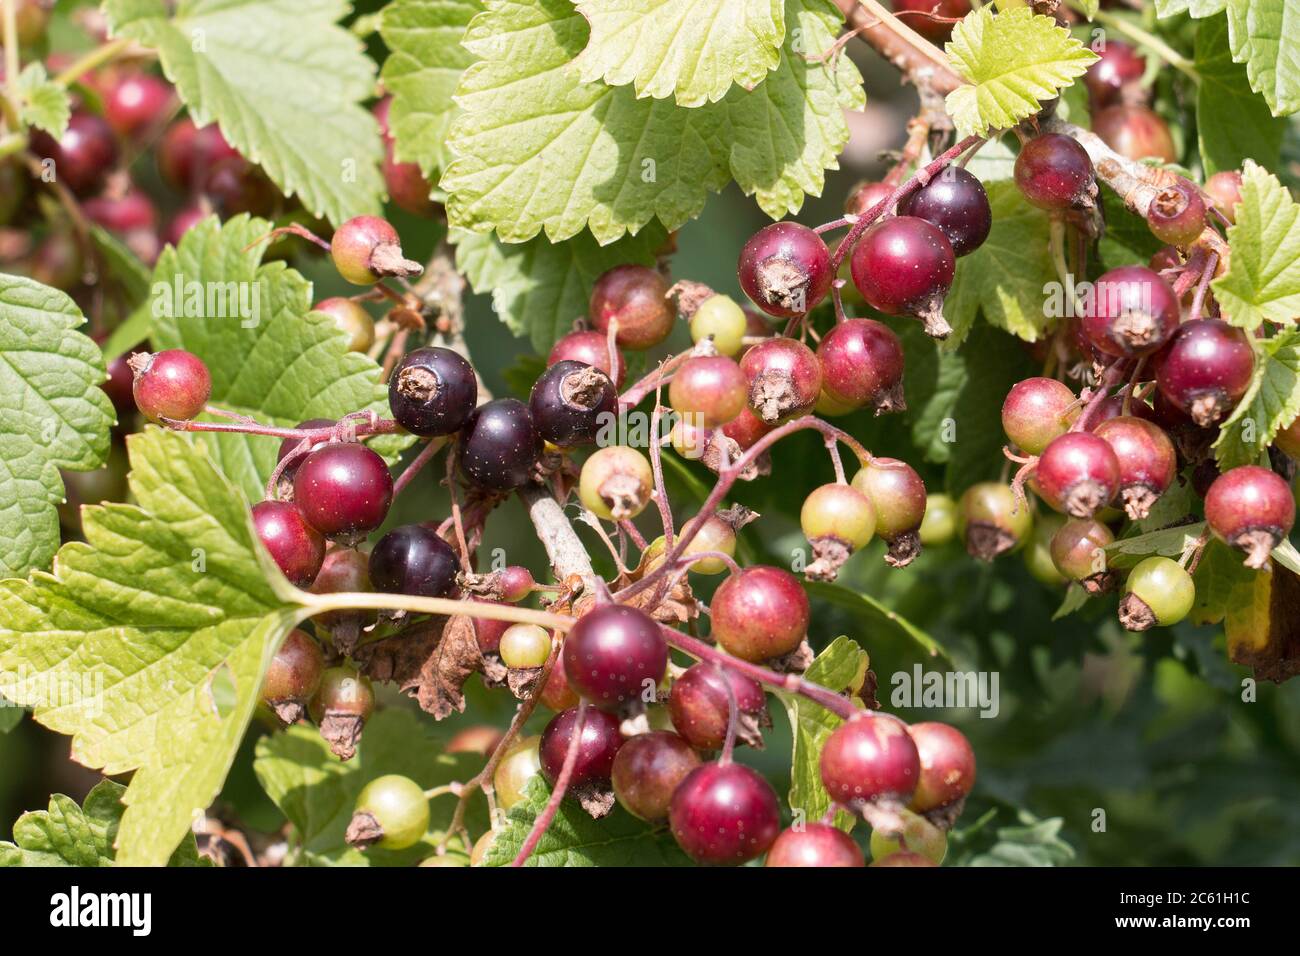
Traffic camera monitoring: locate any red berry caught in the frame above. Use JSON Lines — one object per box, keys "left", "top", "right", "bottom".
{"left": 765, "top": 822, "right": 865, "bottom": 867}
{"left": 158, "top": 118, "right": 240, "bottom": 192}
{"left": 539, "top": 706, "right": 624, "bottom": 791}
{"left": 668, "top": 662, "right": 768, "bottom": 751}
{"left": 816, "top": 318, "right": 905, "bottom": 413}
{"left": 1204, "top": 170, "right": 1243, "bottom": 224}
{"left": 845, "top": 180, "right": 893, "bottom": 216}
{"left": 669, "top": 762, "right": 781, "bottom": 865}
{"left": 331, "top": 215, "right": 420, "bottom": 285}
{"left": 498, "top": 566, "right": 536, "bottom": 603}
{"left": 897, "top": 166, "right": 991, "bottom": 257}
{"left": 104, "top": 72, "right": 174, "bottom": 137}
{"left": 908, "top": 722, "right": 976, "bottom": 812}
{"left": 540, "top": 654, "right": 581, "bottom": 711}
{"left": 471, "top": 603, "right": 511, "bottom": 654}
{"left": 1035, "top": 431, "right": 1121, "bottom": 518}
{"left": 851, "top": 457, "right": 927, "bottom": 565}
{"left": 1083, "top": 39, "right": 1146, "bottom": 108}
{"left": 819, "top": 715, "right": 920, "bottom": 809}
{"left": 1050, "top": 517, "right": 1114, "bottom": 584}
{"left": 1152, "top": 318, "right": 1254, "bottom": 427}
{"left": 1081, "top": 265, "right": 1181, "bottom": 358}
{"left": 128, "top": 349, "right": 211, "bottom": 422}
{"left": 738, "top": 336, "right": 823, "bottom": 423}
{"left": 252, "top": 500, "right": 326, "bottom": 588}
{"left": 548, "top": 330, "right": 626, "bottom": 388}
{"left": 457, "top": 398, "right": 542, "bottom": 492}
{"left": 710, "top": 566, "right": 810, "bottom": 663}
{"left": 849, "top": 216, "right": 955, "bottom": 339}
{"left": 1204, "top": 465, "right": 1296, "bottom": 569}
{"left": 389, "top": 346, "right": 478, "bottom": 437}
{"left": 368, "top": 524, "right": 459, "bottom": 598}
{"left": 163, "top": 204, "right": 208, "bottom": 248}
{"left": 889, "top": 0, "right": 971, "bottom": 43}
{"left": 720, "top": 405, "right": 773, "bottom": 451}
{"left": 589, "top": 264, "right": 674, "bottom": 350}
{"left": 669, "top": 355, "right": 748, "bottom": 427}
{"left": 1002, "top": 377, "right": 1076, "bottom": 455}
{"left": 31, "top": 112, "right": 118, "bottom": 196}
{"left": 1147, "top": 181, "right": 1207, "bottom": 247}
{"left": 1014, "top": 133, "right": 1096, "bottom": 211}
{"left": 83, "top": 189, "right": 157, "bottom": 234}
{"left": 292, "top": 442, "right": 393, "bottom": 541}
{"left": 737, "top": 222, "right": 833, "bottom": 319}
{"left": 1093, "top": 105, "right": 1177, "bottom": 164}
{"left": 530, "top": 359, "right": 617, "bottom": 447}
{"left": 562, "top": 604, "right": 668, "bottom": 713}
{"left": 610, "top": 731, "right": 701, "bottom": 822}
{"left": 308, "top": 547, "right": 371, "bottom": 629}
{"left": 1093, "top": 416, "right": 1177, "bottom": 519}
{"left": 373, "top": 97, "right": 438, "bottom": 217}
{"left": 262, "top": 628, "right": 325, "bottom": 713}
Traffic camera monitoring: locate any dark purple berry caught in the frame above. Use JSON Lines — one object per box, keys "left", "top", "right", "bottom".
{"left": 389, "top": 347, "right": 478, "bottom": 437}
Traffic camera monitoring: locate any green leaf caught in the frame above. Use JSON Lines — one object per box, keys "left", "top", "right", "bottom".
{"left": 944, "top": 6, "right": 1098, "bottom": 138}
{"left": 0, "top": 702, "right": 21, "bottom": 733}
{"left": 803, "top": 580, "right": 947, "bottom": 659}
{"left": 91, "top": 226, "right": 153, "bottom": 305}
{"left": 0, "top": 780, "right": 207, "bottom": 867}
{"left": 955, "top": 810, "right": 1075, "bottom": 866}
{"left": 943, "top": 181, "right": 1059, "bottom": 346}
{"left": 146, "top": 215, "right": 409, "bottom": 500}
{"left": 379, "top": 0, "right": 483, "bottom": 183}
{"left": 0, "top": 275, "right": 114, "bottom": 578}
{"left": 104, "top": 0, "right": 384, "bottom": 225}
{"left": 1098, "top": 185, "right": 1165, "bottom": 268}
{"left": 1196, "top": 14, "right": 1286, "bottom": 174}
{"left": 481, "top": 775, "right": 691, "bottom": 866}
{"left": 1213, "top": 330, "right": 1300, "bottom": 468}
{"left": 0, "top": 427, "right": 303, "bottom": 866}
{"left": 1106, "top": 520, "right": 1207, "bottom": 568}
{"left": 452, "top": 225, "right": 668, "bottom": 352}
{"left": 573, "top": 0, "right": 785, "bottom": 107}
{"left": 777, "top": 636, "right": 866, "bottom": 830}
{"left": 16, "top": 63, "right": 71, "bottom": 137}
{"left": 1213, "top": 162, "right": 1300, "bottom": 331}
{"left": 254, "top": 708, "right": 484, "bottom": 865}
{"left": 442, "top": 0, "right": 861, "bottom": 243}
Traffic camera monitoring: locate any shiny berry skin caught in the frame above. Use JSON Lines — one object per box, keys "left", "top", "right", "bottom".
{"left": 262, "top": 629, "right": 325, "bottom": 706}
{"left": 158, "top": 119, "right": 240, "bottom": 191}
{"left": 669, "top": 762, "right": 781, "bottom": 865}
{"left": 889, "top": 0, "right": 970, "bottom": 43}
{"left": 1204, "top": 465, "right": 1296, "bottom": 569}
{"left": 816, "top": 318, "right": 905, "bottom": 413}
{"left": 1014, "top": 133, "right": 1096, "bottom": 211}
{"left": 720, "top": 405, "right": 773, "bottom": 451}
{"left": 579, "top": 445, "right": 653, "bottom": 520}
{"left": 1082, "top": 265, "right": 1181, "bottom": 357}
{"left": 1035, "top": 431, "right": 1121, "bottom": 518}
{"left": 494, "top": 735, "right": 542, "bottom": 810}
{"left": 850, "top": 216, "right": 955, "bottom": 338}
{"left": 498, "top": 565, "right": 536, "bottom": 603}
{"left": 539, "top": 706, "right": 624, "bottom": 789}
{"left": 315, "top": 297, "right": 375, "bottom": 354}
{"left": 352, "top": 775, "right": 429, "bottom": 850}
{"left": 739, "top": 336, "right": 823, "bottom": 423}
{"left": 766, "top": 822, "right": 865, "bottom": 867}
{"left": 1148, "top": 181, "right": 1207, "bottom": 247}
{"left": 1083, "top": 39, "right": 1146, "bottom": 108}
{"left": 389, "top": 346, "right": 477, "bottom": 437}
{"left": 819, "top": 715, "right": 920, "bottom": 808}
{"left": 611, "top": 731, "right": 701, "bottom": 822}
{"left": 737, "top": 222, "right": 833, "bottom": 318}
{"left": 669, "top": 355, "right": 748, "bottom": 427}
{"left": 293, "top": 442, "right": 393, "bottom": 540}
{"left": 457, "top": 398, "right": 542, "bottom": 492}
{"left": 373, "top": 97, "right": 437, "bottom": 217}
{"left": 84, "top": 189, "right": 158, "bottom": 234}
{"left": 128, "top": 349, "right": 211, "bottom": 422}
{"left": 1121, "top": 556, "right": 1196, "bottom": 631}
{"left": 919, "top": 492, "right": 957, "bottom": 546}
{"left": 252, "top": 500, "right": 326, "bottom": 587}
{"left": 589, "top": 264, "right": 674, "bottom": 350}
{"left": 104, "top": 73, "right": 174, "bottom": 137}
{"left": 690, "top": 294, "right": 749, "bottom": 356}
{"left": 368, "top": 524, "right": 458, "bottom": 598}
{"left": 668, "top": 663, "right": 768, "bottom": 752}
{"left": 499, "top": 623, "right": 552, "bottom": 669}
{"left": 1002, "top": 377, "right": 1075, "bottom": 455}
{"left": 1093, "top": 105, "right": 1177, "bottom": 164}
{"left": 1049, "top": 518, "right": 1114, "bottom": 583}
{"left": 851, "top": 457, "right": 927, "bottom": 554}
{"left": 897, "top": 166, "right": 991, "bottom": 257}
{"left": 1204, "top": 170, "right": 1243, "bottom": 224}
{"left": 1152, "top": 319, "right": 1254, "bottom": 427}
{"left": 308, "top": 547, "right": 372, "bottom": 629}
{"left": 1093, "top": 416, "right": 1177, "bottom": 519}
{"left": 845, "top": 180, "right": 894, "bottom": 216}
{"left": 31, "top": 112, "right": 118, "bottom": 196}
{"left": 548, "top": 330, "right": 626, "bottom": 388}
{"left": 562, "top": 604, "right": 668, "bottom": 712}
{"left": 530, "top": 359, "right": 617, "bottom": 447}
{"left": 331, "top": 215, "right": 417, "bottom": 285}
{"left": 711, "top": 565, "right": 810, "bottom": 662}
{"left": 959, "top": 482, "right": 1033, "bottom": 561}
{"left": 310, "top": 665, "right": 375, "bottom": 724}
{"left": 801, "top": 483, "right": 876, "bottom": 551}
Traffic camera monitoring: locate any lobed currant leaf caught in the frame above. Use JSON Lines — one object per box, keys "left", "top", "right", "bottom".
{"left": 16, "top": 63, "right": 70, "bottom": 138}
{"left": 0, "top": 275, "right": 114, "bottom": 578}
{"left": 104, "top": 0, "right": 385, "bottom": 225}
{"left": 951, "top": 810, "right": 1075, "bottom": 867}
{"left": 1195, "top": 15, "right": 1286, "bottom": 176}
{"left": 0, "top": 428, "right": 303, "bottom": 866}
{"left": 1213, "top": 329, "right": 1300, "bottom": 469}
{"left": 1105, "top": 521, "right": 1208, "bottom": 568}
{"left": 1213, "top": 163, "right": 1300, "bottom": 331}
{"left": 944, "top": 6, "right": 1098, "bottom": 139}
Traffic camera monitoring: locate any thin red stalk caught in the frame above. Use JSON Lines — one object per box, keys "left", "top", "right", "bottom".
{"left": 1189, "top": 251, "right": 1219, "bottom": 323}
{"left": 719, "top": 663, "right": 739, "bottom": 763}
{"left": 619, "top": 349, "right": 692, "bottom": 409}
{"left": 392, "top": 437, "right": 444, "bottom": 499}
{"left": 1071, "top": 360, "right": 1133, "bottom": 433}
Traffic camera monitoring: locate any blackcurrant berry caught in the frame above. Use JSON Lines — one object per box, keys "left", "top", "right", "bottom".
{"left": 737, "top": 222, "right": 833, "bottom": 318}
{"left": 1120, "top": 556, "right": 1195, "bottom": 631}
{"left": 373, "top": 97, "right": 438, "bottom": 217}
{"left": 851, "top": 457, "right": 928, "bottom": 565}
{"left": 203, "top": 157, "right": 278, "bottom": 218}
{"left": 1152, "top": 319, "right": 1254, "bottom": 427}
{"left": 689, "top": 294, "right": 749, "bottom": 356}
{"left": 315, "top": 297, "right": 376, "bottom": 354}
{"left": 348, "top": 774, "right": 429, "bottom": 850}
{"left": 710, "top": 565, "right": 810, "bottom": 662}
{"left": 1204, "top": 170, "right": 1243, "bottom": 224}
{"left": 720, "top": 405, "right": 773, "bottom": 451}
{"left": 889, "top": 0, "right": 970, "bottom": 43}
{"left": 252, "top": 500, "right": 326, "bottom": 588}
{"left": 562, "top": 604, "right": 668, "bottom": 712}
{"left": 539, "top": 654, "right": 581, "bottom": 712}
{"left": 1148, "top": 181, "right": 1207, "bottom": 247}
{"left": 816, "top": 318, "right": 906, "bottom": 413}
{"left": 1049, "top": 517, "right": 1114, "bottom": 586}
{"left": 1093, "top": 416, "right": 1177, "bottom": 519}
{"left": 84, "top": 189, "right": 158, "bottom": 234}
{"left": 331, "top": 215, "right": 421, "bottom": 285}
{"left": 31, "top": 112, "right": 118, "bottom": 196}
{"left": 128, "top": 349, "right": 211, "bottom": 422}
{"left": 958, "top": 482, "right": 1033, "bottom": 561}
{"left": 642, "top": 514, "right": 739, "bottom": 576}
{"left": 261, "top": 628, "right": 324, "bottom": 722}
{"left": 669, "top": 761, "right": 781, "bottom": 865}
{"left": 1093, "top": 105, "right": 1177, "bottom": 164}
{"left": 548, "top": 330, "right": 626, "bottom": 388}
{"left": 1014, "top": 133, "right": 1096, "bottom": 211}
{"left": 104, "top": 72, "right": 174, "bottom": 137}
{"left": 530, "top": 359, "right": 617, "bottom": 447}
{"left": 819, "top": 714, "right": 920, "bottom": 809}
{"left": 589, "top": 264, "right": 675, "bottom": 350}
{"left": 669, "top": 355, "right": 748, "bottom": 427}
{"left": 389, "top": 346, "right": 478, "bottom": 438}
{"left": 668, "top": 662, "right": 768, "bottom": 752}
{"left": 1204, "top": 465, "right": 1296, "bottom": 569}
{"left": 308, "top": 547, "right": 372, "bottom": 630}
{"left": 471, "top": 603, "right": 510, "bottom": 654}
{"left": 494, "top": 735, "right": 542, "bottom": 810}
{"left": 766, "top": 822, "right": 865, "bottom": 867}
{"left": 1036, "top": 431, "right": 1121, "bottom": 518}
{"left": 368, "top": 524, "right": 459, "bottom": 598}
{"left": 293, "top": 442, "right": 394, "bottom": 541}
{"left": 739, "top": 336, "right": 823, "bottom": 423}
{"left": 498, "top": 565, "right": 536, "bottom": 603}
{"left": 499, "top": 623, "right": 552, "bottom": 669}
{"left": 610, "top": 730, "right": 701, "bottom": 823}
{"left": 164, "top": 204, "right": 208, "bottom": 248}
{"left": 1083, "top": 39, "right": 1146, "bottom": 108}
{"left": 845, "top": 180, "right": 894, "bottom": 216}
{"left": 1081, "top": 266, "right": 1181, "bottom": 357}
{"left": 1002, "top": 377, "right": 1076, "bottom": 455}
{"left": 897, "top": 166, "right": 991, "bottom": 257}
{"left": 919, "top": 492, "right": 957, "bottom": 546}
{"left": 457, "top": 398, "right": 542, "bottom": 492}
{"left": 849, "top": 216, "right": 955, "bottom": 338}
{"left": 539, "top": 706, "right": 624, "bottom": 790}
{"left": 578, "top": 445, "right": 653, "bottom": 520}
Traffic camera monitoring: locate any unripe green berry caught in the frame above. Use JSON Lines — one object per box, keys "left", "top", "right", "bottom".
{"left": 801, "top": 483, "right": 876, "bottom": 550}
{"left": 352, "top": 774, "right": 429, "bottom": 850}
{"left": 690, "top": 294, "right": 748, "bottom": 356}
{"left": 1121, "top": 556, "right": 1195, "bottom": 630}
{"left": 499, "top": 623, "right": 552, "bottom": 669}
{"left": 1024, "top": 512, "right": 1067, "bottom": 586}
{"left": 918, "top": 493, "right": 957, "bottom": 546}
{"left": 869, "top": 808, "right": 947, "bottom": 865}
{"left": 579, "top": 445, "right": 654, "bottom": 520}
{"left": 493, "top": 735, "right": 542, "bottom": 810}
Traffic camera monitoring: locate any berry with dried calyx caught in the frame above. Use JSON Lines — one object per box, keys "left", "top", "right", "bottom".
{"left": 1147, "top": 181, "right": 1207, "bottom": 247}
{"left": 1152, "top": 319, "right": 1254, "bottom": 427}
{"left": 738, "top": 222, "right": 833, "bottom": 318}
{"left": 1093, "top": 416, "right": 1177, "bottom": 519}
{"left": 1120, "top": 556, "right": 1196, "bottom": 631}
{"left": 347, "top": 774, "right": 429, "bottom": 851}
{"left": 767, "top": 822, "right": 865, "bottom": 867}
{"left": 1204, "top": 465, "right": 1296, "bottom": 569}
{"left": 548, "top": 330, "right": 626, "bottom": 388}
{"left": 389, "top": 346, "right": 478, "bottom": 437}
{"left": 1035, "top": 431, "right": 1121, "bottom": 518}
{"left": 589, "top": 264, "right": 674, "bottom": 350}
{"left": 958, "top": 482, "right": 1033, "bottom": 561}
{"left": 739, "top": 336, "right": 823, "bottom": 423}
{"left": 711, "top": 565, "right": 810, "bottom": 662}
{"left": 689, "top": 294, "right": 748, "bottom": 357}
{"left": 850, "top": 216, "right": 955, "bottom": 339}
{"left": 1049, "top": 518, "right": 1115, "bottom": 591}
{"left": 800, "top": 482, "right": 876, "bottom": 580}
{"left": 310, "top": 665, "right": 374, "bottom": 761}
{"left": 331, "top": 215, "right": 422, "bottom": 285}
{"left": 1014, "top": 133, "right": 1096, "bottom": 211}
{"left": 611, "top": 731, "right": 701, "bottom": 822}
{"left": 668, "top": 662, "right": 769, "bottom": 752}
{"left": 851, "top": 457, "right": 927, "bottom": 567}
{"left": 816, "top": 318, "right": 906, "bottom": 414}
{"left": 1081, "top": 266, "right": 1181, "bottom": 357}
{"left": 1002, "top": 377, "right": 1076, "bottom": 455}
{"left": 578, "top": 445, "right": 653, "bottom": 521}
{"left": 539, "top": 706, "right": 624, "bottom": 799}
{"left": 128, "top": 349, "right": 212, "bottom": 422}
{"left": 261, "top": 628, "right": 324, "bottom": 725}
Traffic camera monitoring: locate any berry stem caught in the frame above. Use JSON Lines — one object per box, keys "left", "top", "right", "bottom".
{"left": 511, "top": 701, "right": 589, "bottom": 866}
{"left": 392, "top": 437, "right": 445, "bottom": 499}
{"left": 719, "top": 663, "right": 740, "bottom": 763}
{"left": 1188, "top": 251, "right": 1219, "bottom": 324}
{"left": 52, "top": 38, "right": 134, "bottom": 87}
{"left": 1071, "top": 360, "right": 1133, "bottom": 433}
{"left": 649, "top": 396, "right": 676, "bottom": 548}
{"left": 619, "top": 349, "right": 692, "bottom": 409}
{"left": 300, "top": 590, "right": 573, "bottom": 631}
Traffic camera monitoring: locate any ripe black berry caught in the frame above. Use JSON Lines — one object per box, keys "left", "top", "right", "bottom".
{"left": 529, "top": 359, "right": 617, "bottom": 447}
{"left": 737, "top": 222, "right": 833, "bottom": 318}
{"left": 897, "top": 166, "right": 991, "bottom": 257}
{"left": 562, "top": 604, "right": 668, "bottom": 712}
{"left": 457, "top": 398, "right": 542, "bottom": 492}
{"left": 389, "top": 346, "right": 478, "bottom": 437}
{"left": 293, "top": 442, "right": 394, "bottom": 540}
{"left": 368, "top": 524, "right": 459, "bottom": 598}
{"left": 849, "top": 216, "right": 955, "bottom": 338}
{"left": 539, "top": 706, "right": 623, "bottom": 791}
